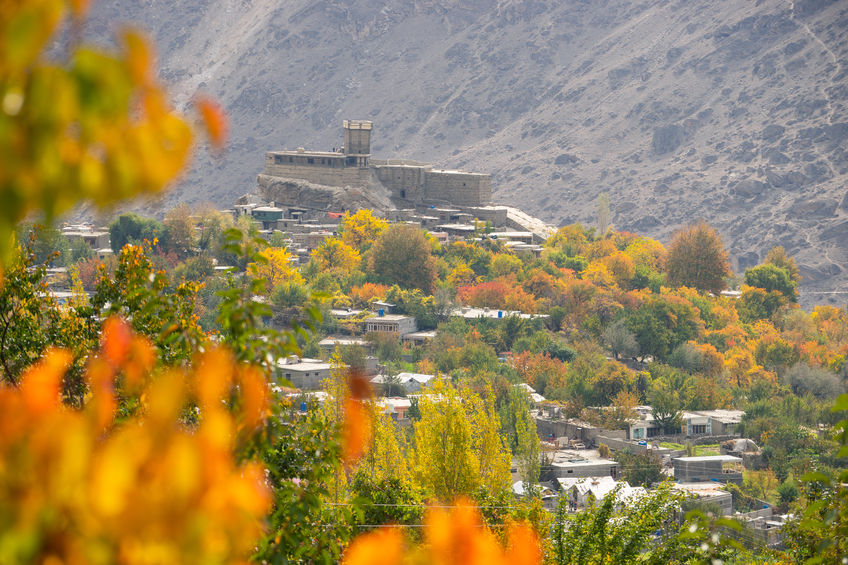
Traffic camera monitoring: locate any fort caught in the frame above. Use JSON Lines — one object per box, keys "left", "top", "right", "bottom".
{"left": 261, "top": 120, "right": 492, "bottom": 208}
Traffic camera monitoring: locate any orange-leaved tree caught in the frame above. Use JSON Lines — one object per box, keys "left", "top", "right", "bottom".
{"left": 0, "top": 318, "right": 270, "bottom": 564}
{"left": 343, "top": 499, "right": 540, "bottom": 565}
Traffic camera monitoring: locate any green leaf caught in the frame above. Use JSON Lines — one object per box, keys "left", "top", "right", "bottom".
{"left": 831, "top": 394, "right": 848, "bottom": 413}
{"left": 801, "top": 471, "right": 831, "bottom": 484}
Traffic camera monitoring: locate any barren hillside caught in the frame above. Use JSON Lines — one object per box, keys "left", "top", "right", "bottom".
{"left": 84, "top": 0, "right": 848, "bottom": 306}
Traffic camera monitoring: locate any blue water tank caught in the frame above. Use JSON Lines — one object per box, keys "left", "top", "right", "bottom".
{"left": 378, "top": 308, "right": 385, "bottom": 316}
{"left": 300, "top": 401, "right": 307, "bottom": 412}
{"left": 498, "top": 310, "right": 503, "bottom": 318}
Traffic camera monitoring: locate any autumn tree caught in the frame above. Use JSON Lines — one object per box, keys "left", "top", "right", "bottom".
{"left": 340, "top": 209, "right": 388, "bottom": 251}
{"left": 369, "top": 224, "right": 437, "bottom": 293}
{"left": 162, "top": 203, "right": 196, "bottom": 257}
{"left": 412, "top": 381, "right": 510, "bottom": 500}
{"left": 248, "top": 247, "right": 303, "bottom": 293}
{"left": 312, "top": 237, "right": 361, "bottom": 271}
{"left": 665, "top": 221, "right": 731, "bottom": 294}
{"left": 764, "top": 246, "right": 801, "bottom": 285}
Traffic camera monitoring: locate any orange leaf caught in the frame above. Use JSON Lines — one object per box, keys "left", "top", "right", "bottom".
{"left": 238, "top": 366, "right": 267, "bottom": 431}
{"left": 195, "top": 96, "right": 228, "bottom": 151}
{"left": 342, "top": 398, "right": 371, "bottom": 464}
{"left": 20, "top": 348, "right": 72, "bottom": 415}
{"left": 195, "top": 347, "right": 234, "bottom": 411}
{"left": 122, "top": 29, "right": 153, "bottom": 86}
{"left": 505, "top": 524, "right": 541, "bottom": 565}
{"left": 69, "top": 0, "right": 89, "bottom": 18}
{"left": 348, "top": 367, "right": 372, "bottom": 400}
{"left": 342, "top": 527, "right": 403, "bottom": 565}
{"left": 101, "top": 316, "right": 131, "bottom": 368}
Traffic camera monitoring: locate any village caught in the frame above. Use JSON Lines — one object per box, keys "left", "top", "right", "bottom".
{"left": 25, "top": 121, "right": 821, "bottom": 554}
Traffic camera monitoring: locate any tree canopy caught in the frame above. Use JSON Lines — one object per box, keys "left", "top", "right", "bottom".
{"left": 666, "top": 221, "right": 731, "bottom": 294}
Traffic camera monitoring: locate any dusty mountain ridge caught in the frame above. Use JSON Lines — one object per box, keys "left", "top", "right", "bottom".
{"left": 86, "top": 0, "right": 848, "bottom": 305}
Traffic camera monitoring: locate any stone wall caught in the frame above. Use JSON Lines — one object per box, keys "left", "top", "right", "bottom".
{"left": 263, "top": 158, "right": 372, "bottom": 187}
{"left": 423, "top": 170, "right": 491, "bottom": 206}
{"left": 373, "top": 164, "right": 428, "bottom": 200}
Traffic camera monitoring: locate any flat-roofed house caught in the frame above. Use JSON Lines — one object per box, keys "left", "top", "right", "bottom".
{"left": 364, "top": 313, "right": 417, "bottom": 336}
{"left": 673, "top": 455, "right": 743, "bottom": 484}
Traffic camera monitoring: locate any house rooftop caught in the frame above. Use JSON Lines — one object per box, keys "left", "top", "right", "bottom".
{"left": 365, "top": 313, "right": 413, "bottom": 321}
{"left": 673, "top": 455, "right": 742, "bottom": 463}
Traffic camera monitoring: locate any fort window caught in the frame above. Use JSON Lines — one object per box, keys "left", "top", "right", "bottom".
{"left": 289, "top": 156, "right": 293, "bottom": 162}
{"left": 307, "top": 157, "right": 314, "bottom": 164}
{"left": 400, "top": 190, "right": 406, "bottom": 198}
{"left": 274, "top": 155, "right": 284, "bottom": 164}
{"left": 346, "top": 156, "right": 356, "bottom": 166}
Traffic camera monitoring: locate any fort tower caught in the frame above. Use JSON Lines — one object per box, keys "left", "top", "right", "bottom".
{"left": 342, "top": 120, "right": 372, "bottom": 167}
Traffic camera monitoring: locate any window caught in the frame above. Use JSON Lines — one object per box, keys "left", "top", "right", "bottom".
{"left": 307, "top": 157, "right": 314, "bottom": 164}
{"left": 400, "top": 190, "right": 406, "bottom": 198}
{"left": 691, "top": 424, "right": 707, "bottom": 435}
{"left": 289, "top": 156, "right": 293, "bottom": 162}
{"left": 274, "top": 155, "right": 284, "bottom": 164}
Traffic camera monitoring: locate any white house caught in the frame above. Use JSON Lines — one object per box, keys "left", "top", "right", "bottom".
{"left": 364, "top": 313, "right": 418, "bottom": 336}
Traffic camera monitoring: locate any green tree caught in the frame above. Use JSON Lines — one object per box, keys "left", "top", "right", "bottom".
{"left": 15, "top": 223, "right": 71, "bottom": 267}
{"left": 616, "top": 450, "right": 665, "bottom": 488}
{"left": 92, "top": 242, "right": 204, "bottom": 363}
{"left": 745, "top": 263, "right": 798, "bottom": 302}
{"left": 764, "top": 246, "right": 801, "bottom": 285}
{"left": 108, "top": 213, "right": 168, "bottom": 253}
{"left": 627, "top": 296, "right": 702, "bottom": 361}
{"left": 602, "top": 318, "right": 640, "bottom": 360}
{"left": 369, "top": 225, "right": 437, "bottom": 293}
{"left": 665, "top": 221, "right": 731, "bottom": 294}
{"left": 0, "top": 242, "right": 96, "bottom": 404}
{"left": 551, "top": 482, "right": 687, "bottom": 564}
{"left": 648, "top": 366, "right": 694, "bottom": 433}
{"left": 412, "top": 381, "right": 479, "bottom": 500}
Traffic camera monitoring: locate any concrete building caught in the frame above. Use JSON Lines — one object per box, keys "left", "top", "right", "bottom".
{"left": 673, "top": 455, "right": 743, "bottom": 484}
{"left": 262, "top": 120, "right": 492, "bottom": 208}
{"left": 274, "top": 357, "right": 338, "bottom": 390}
{"left": 546, "top": 451, "right": 620, "bottom": 480}
{"left": 628, "top": 407, "right": 746, "bottom": 440}
{"left": 364, "top": 313, "right": 417, "bottom": 336}
{"left": 61, "top": 224, "right": 110, "bottom": 250}
{"left": 371, "top": 372, "right": 435, "bottom": 394}
{"left": 672, "top": 482, "right": 734, "bottom": 515}
{"left": 698, "top": 409, "right": 745, "bottom": 435}
{"left": 401, "top": 330, "right": 436, "bottom": 346}
{"left": 376, "top": 397, "right": 412, "bottom": 422}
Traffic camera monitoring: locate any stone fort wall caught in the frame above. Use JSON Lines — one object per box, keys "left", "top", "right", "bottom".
{"left": 261, "top": 121, "right": 492, "bottom": 207}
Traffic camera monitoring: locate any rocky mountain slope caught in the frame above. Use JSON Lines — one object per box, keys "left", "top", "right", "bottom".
{"left": 84, "top": 0, "right": 848, "bottom": 305}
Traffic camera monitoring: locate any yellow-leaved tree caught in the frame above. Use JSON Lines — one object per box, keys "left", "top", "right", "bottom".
{"left": 248, "top": 246, "right": 303, "bottom": 293}
{"left": 312, "top": 237, "right": 361, "bottom": 271}
{"left": 340, "top": 209, "right": 388, "bottom": 251}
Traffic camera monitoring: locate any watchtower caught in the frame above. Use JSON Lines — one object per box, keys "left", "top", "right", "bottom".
{"left": 342, "top": 120, "right": 372, "bottom": 167}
